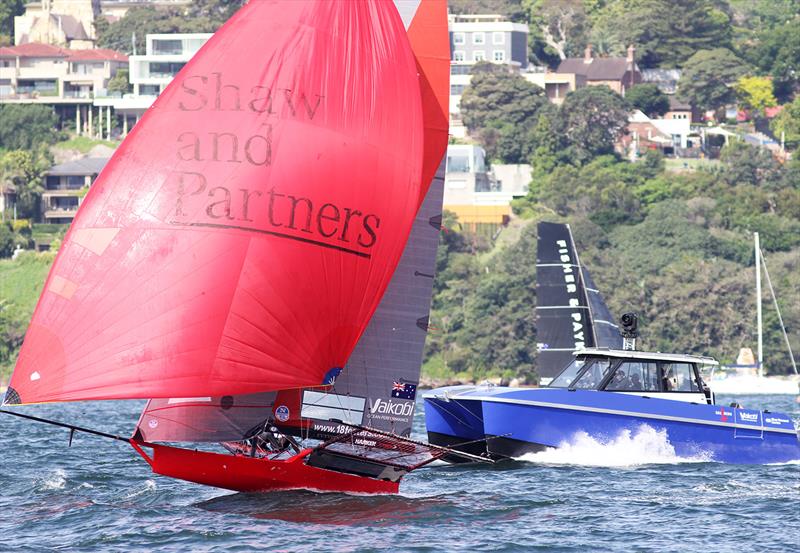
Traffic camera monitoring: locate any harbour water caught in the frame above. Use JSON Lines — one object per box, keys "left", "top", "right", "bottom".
{"left": 1, "top": 394, "right": 798, "bottom": 552}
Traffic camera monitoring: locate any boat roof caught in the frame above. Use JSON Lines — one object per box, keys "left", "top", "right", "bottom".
{"left": 574, "top": 348, "right": 719, "bottom": 366}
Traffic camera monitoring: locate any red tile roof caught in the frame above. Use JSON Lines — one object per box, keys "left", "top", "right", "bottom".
{"left": 0, "top": 43, "right": 127, "bottom": 62}
{"left": 67, "top": 49, "right": 128, "bottom": 62}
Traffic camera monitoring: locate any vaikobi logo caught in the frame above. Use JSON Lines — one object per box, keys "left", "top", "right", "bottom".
{"left": 369, "top": 398, "right": 414, "bottom": 420}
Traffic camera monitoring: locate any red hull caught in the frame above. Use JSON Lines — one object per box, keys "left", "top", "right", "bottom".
{"left": 130, "top": 441, "right": 399, "bottom": 495}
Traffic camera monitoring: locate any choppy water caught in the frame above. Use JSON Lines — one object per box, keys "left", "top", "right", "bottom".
{"left": 1, "top": 394, "right": 798, "bottom": 552}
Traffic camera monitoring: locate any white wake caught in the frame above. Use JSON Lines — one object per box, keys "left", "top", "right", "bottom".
{"left": 516, "top": 425, "right": 711, "bottom": 467}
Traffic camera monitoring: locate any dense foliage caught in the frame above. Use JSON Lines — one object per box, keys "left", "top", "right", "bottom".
{"left": 677, "top": 49, "right": 749, "bottom": 113}
{"left": 459, "top": 64, "right": 547, "bottom": 162}
{"left": 96, "top": 1, "right": 246, "bottom": 54}
{"left": 0, "top": 0, "right": 23, "bottom": 46}
{"left": 625, "top": 84, "right": 670, "bottom": 117}
{"left": 0, "top": 105, "right": 59, "bottom": 151}
{"left": 425, "top": 140, "right": 799, "bottom": 380}
{"left": 433, "top": 0, "right": 800, "bottom": 380}
{"left": 0, "top": 105, "right": 57, "bottom": 221}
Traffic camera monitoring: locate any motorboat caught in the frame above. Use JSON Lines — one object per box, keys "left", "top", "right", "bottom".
{"left": 425, "top": 346, "right": 800, "bottom": 464}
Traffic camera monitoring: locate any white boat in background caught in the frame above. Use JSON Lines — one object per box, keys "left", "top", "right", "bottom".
{"left": 707, "top": 233, "right": 798, "bottom": 395}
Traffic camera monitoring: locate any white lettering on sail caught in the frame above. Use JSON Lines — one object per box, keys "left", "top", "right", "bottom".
{"left": 557, "top": 239, "right": 586, "bottom": 349}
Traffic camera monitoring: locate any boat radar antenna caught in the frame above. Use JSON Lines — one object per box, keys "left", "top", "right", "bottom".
{"left": 619, "top": 312, "right": 639, "bottom": 350}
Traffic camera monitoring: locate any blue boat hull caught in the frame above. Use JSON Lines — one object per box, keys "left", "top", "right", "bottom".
{"left": 425, "top": 387, "right": 800, "bottom": 464}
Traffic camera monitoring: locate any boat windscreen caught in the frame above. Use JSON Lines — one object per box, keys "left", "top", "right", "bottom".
{"left": 571, "top": 359, "right": 613, "bottom": 389}
{"left": 549, "top": 359, "right": 587, "bottom": 388}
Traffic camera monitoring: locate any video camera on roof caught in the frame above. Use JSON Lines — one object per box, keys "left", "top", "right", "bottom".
{"left": 620, "top": 312, "right": 639, "bottom": 339}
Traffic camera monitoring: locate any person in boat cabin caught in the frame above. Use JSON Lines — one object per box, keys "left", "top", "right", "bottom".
{"left": 612, "top": 369, "right": 629, "bottom": 389}
{"left": 663, "top": 368, "right": 677, "bottom": 391}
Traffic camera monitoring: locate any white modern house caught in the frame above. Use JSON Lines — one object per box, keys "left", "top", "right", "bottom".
{"left": 444, "top": 144, "right": 530, "bottom": 231}
{"left": 95, "top": 33, "right": 212, "bottom": 134}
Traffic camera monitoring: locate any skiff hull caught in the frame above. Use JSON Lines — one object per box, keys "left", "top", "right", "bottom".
{"left": 130, "top": 442, "right": 399, "bottom": 495}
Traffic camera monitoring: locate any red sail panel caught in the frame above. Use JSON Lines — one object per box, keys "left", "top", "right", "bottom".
{"left": 130, "top": 0, "right": 451, "bottom": 444}
{"left": 406, "top": 0, "right": 450, "bottom": 203}
{"left": 7, "top": 0, "right": 424, "bottom": 405}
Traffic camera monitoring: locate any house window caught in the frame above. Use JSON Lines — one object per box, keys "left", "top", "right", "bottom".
{"left": 66, "top": 176, "right": 85, "bottom": 188}
{"left": 493, "top": 50, "right": 505, "bottom": 62}
{"left": 450, "top": 84, "right": 466, "bottom": 95}
{"left": 149, "top": 61, "right": 185, "bottom": 77}
{"left": 472, "top": 50, "right": 485, "bottom": 62}
{"left": 447, "top": 154, "right": 471, "bottom": 173}
{"left": 152, "top": 39, "right": 183, "bottom": 55}
{"left": 453, "top": 50, "right": 465, "bottom": 62}
{"left": 493, "top": 32, "right": 505, "bottom": 45}
{"left": 452, "top": 32, "right": 465, "bottom": 45}
{"left": 660, "top": 363, "right": 699, "bottom": 392}
{"left": 140, "top": 84, "right": 160, "bottom": 96}
{"left": 473, "top": 32, "right": 485, "bottom": 45}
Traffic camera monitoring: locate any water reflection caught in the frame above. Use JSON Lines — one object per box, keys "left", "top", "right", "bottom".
{"left": 196, "top": 490, "right": 451, "bottom": 525}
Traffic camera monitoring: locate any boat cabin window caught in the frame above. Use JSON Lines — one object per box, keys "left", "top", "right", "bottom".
{"left": 605, "top": 361, "right": 659, "bottom": 392}
{"left": 660, "top": 362, "right": 699, "bottom": 392}
{"left": 549, "top": 359, "right": 587, "bottom": 388}
{"left": 571, "top": 359, "right": 612, "bottom": 389}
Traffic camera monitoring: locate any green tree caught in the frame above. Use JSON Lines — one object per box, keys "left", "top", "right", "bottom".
{"left": 528, "top": 103, "right": 570, "bottom": 178}
{"left": 719, "top": 141, "right": 782, "bottom": 188}
{"left": 450, "top": 0, "right": 527, "bottom": 21}
{"left": 560, "top": 85, "right": 629, "bottom": 164}
{"left": 625, "top": 83, "right": 670, "bottom": 117}
{"left": 590, "top": 0, "right": 732, "bottom": 67}
{"left": 186, "top": 0, "right": 246, "bottom": 27}
{"left": 523, "top": 0, "right": 588, "bottom": 61}
{"left": 107, "top": 68, "right": 132, "bottom": 96}
{"left": 771, "top": 95, "right": 800, "bottom": 150}
{"left": 677, "top": 49, "right": 749, "bottom": 113}
{"left": 0, "top": 105, "right": 59, "bottom": 150}
{"left": 97, "top": 7, "right": 210, "bottom": 54}
{"left": 742, "top": 20, "right": 800, "bottom": 102}
{"left": 0, "top": 0, "right": 23, "bottom": 46}
{"left": 734, "top": 76, "right": 777, "bottom": 115}
{"left": 455, "top": 224, "right": 538, "bottom": 380}
{"left": 460, "top": 64, "right": 547, "bottom": 162}
{"left": 0, "top": 223, "right": 14, "bottom": 258}
{"left": 0, "top": 149, "right": 50, "bottom": 220}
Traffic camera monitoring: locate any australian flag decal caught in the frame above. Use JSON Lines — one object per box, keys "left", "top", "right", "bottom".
{"left": 391, "top": 380, "right": 417, "bottom": 400}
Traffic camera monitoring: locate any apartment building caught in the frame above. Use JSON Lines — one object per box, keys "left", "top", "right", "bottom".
{"left": 448, "top": 14, "right": 528, "bottom": 114}
{"left": 444, "top": 144, "right": 530, "bottom": 231}
{"left": 95, "top": 32, "right": 212, "bottom": 130}
{"left": 0, "top": 43, "right": 126, "bottom": 100}
{"left": 0, "top": 43, "right": 127, "bottom": 137}
{"left": 42, "top": 156, "right": 109, "bottom": 223}
{"left": 128, "top": 33, "right": 212, "bottom": 96}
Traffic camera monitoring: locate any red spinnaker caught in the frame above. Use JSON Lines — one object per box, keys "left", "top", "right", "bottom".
{"left": 8, "top": 0, "right": 425, "bottom": 404}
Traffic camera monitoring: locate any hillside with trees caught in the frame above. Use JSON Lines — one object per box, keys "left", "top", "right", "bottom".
{"left": 429, "top": 0, "right": 799, "bottom": 382}
{"left": 0, "top": 0, "right": 798, "bottom": 384}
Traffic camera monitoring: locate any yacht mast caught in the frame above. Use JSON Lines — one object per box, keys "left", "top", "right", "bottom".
{"left": 755, "top": 232, "right": 763, "bottom": 378}
{"left": 759, "top": 244, "right": 799, "bottom": 375}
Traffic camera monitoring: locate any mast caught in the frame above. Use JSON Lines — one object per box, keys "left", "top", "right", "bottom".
{"left": 755, "top": 232, "right": 763, "bottom": 378}
{"left": 759, "top": 242, "right": 799, "bottom": 376}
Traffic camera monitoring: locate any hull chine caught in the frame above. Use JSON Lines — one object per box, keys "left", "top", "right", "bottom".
{"left": 131, "top": 441, "right": 400, "bottom": 495}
